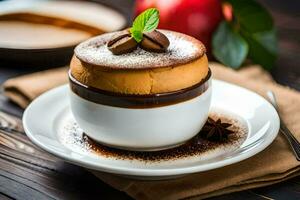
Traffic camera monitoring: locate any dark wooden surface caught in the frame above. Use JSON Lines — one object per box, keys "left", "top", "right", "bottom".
{"left": 0, "top": 0, "right": 300, "bottom": 199}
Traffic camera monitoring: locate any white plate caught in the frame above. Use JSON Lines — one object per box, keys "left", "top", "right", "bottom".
{"left": 23, "top": 80, "right": 280, "bottom": 180}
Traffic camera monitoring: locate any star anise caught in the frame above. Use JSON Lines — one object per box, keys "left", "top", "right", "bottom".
{"left": 201, "top": 117, "right": 234, "bottom": 141}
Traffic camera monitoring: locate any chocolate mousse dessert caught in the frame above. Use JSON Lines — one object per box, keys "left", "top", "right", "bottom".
{"left": 70, "top": 9, "right": 210, "bottom": 107}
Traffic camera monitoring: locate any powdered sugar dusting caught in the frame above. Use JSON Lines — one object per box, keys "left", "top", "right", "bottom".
{"left": 75, "top": 30, "right": 205, "bottom": 69}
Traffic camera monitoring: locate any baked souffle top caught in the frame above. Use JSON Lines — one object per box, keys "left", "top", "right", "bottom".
{"left": 74, "top": 30, "right": 206, "bottom": 69}
{"left": 70, "top": 30, "right": 209, "bottom": 95}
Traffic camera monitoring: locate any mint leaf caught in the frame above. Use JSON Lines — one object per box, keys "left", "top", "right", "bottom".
{"left": 242, "top": 28, "right": 278, "bottom": 70}
{"left": 130, "top": 29, "right": 143, "bottom": 43}
{"left": 212, "top": 21, "right": 249, "bottom": 69}
{"left": 130, "top": 8, "right": 159, "bottom": 42}
{"left": 227, "top": 0, "right": 273, "bottom": 33}
{"left": 135, "top": 8, "right": 159, "bottom": 33}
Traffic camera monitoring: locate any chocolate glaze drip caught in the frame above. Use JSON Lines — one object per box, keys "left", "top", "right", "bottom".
{"left": 69, "top": 69, "right": 211, "bottom": 108}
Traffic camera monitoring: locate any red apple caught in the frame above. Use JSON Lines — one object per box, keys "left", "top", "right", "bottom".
{"left": 135, "top": 0, "right": 223, "bottom": 51}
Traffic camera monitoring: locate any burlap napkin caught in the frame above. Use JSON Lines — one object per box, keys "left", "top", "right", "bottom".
{"left": 2, "top": 67, "right": 68, "bottom": 108}
{"left": 2, "top": 63, "right": 300, "bottom": 199}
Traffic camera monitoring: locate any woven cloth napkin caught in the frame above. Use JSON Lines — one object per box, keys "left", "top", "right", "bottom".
{"left": 2, "top": 63, "right": 300, "bottom": 199}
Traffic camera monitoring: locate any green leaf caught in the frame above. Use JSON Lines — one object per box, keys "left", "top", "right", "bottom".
{"left": 130, "top": 30, "right": 143, "bottom": 43}
{"left": 227, "top": 0, "right": 274, "bottom": 33}
{"left": 242, "top": 28, "right": 278, "bottom": 70}
{"left": 212, "top": 21, "right": 249, "bottom": 69}
{"left": 130, "top": 8, "right": 159, "bottom": 42}
{"left": 224, "top": 0, "right": 278, "bottom": 70}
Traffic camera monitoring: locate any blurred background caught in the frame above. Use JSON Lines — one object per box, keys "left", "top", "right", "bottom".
{"left": 0, "top": 0, "right": 299, "bottom": 90}
{"left": 0, "top": 1, "right": 299, "bottom": 198}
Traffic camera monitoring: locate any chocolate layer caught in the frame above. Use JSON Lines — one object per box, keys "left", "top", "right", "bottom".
{"left": 69, "top": 69, "right": 211, "bottom": 108}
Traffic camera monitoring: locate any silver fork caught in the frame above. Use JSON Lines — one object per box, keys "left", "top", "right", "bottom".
{"left": 267, "top": 91, "right": 300, "bottom": 161}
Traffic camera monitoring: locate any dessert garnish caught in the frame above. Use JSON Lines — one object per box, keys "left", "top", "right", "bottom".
{"left": 141, "top": 30, "right": 170, "bottom": 53}
{"left": 107, "top": 29, "right": 138, "bottom": 55}
{"left": 201, "top": 117, "right": 234, "bottom": 141}
{"left": 107, "top": 8, "right": 170, "bottom": 55}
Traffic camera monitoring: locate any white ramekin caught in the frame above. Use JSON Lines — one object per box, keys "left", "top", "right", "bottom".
{"left": 69, "top": 72, "right": 212, "bottom": 151}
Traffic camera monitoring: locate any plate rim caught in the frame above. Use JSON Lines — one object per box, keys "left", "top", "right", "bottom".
{"left": 23, "top": 80, "right": 280, "bottom": 176}
{"left": 0, "top": 0, "right": 127, "bottom": 50}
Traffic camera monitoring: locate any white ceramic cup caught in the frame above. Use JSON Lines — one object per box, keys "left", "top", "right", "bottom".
{"left": 69, "top": 72, "right": 212, "bottom": 151}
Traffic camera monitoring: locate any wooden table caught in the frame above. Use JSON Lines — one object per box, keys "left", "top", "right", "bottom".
{"left": 0, "top": 0, "right": 300, "bottom": 199}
